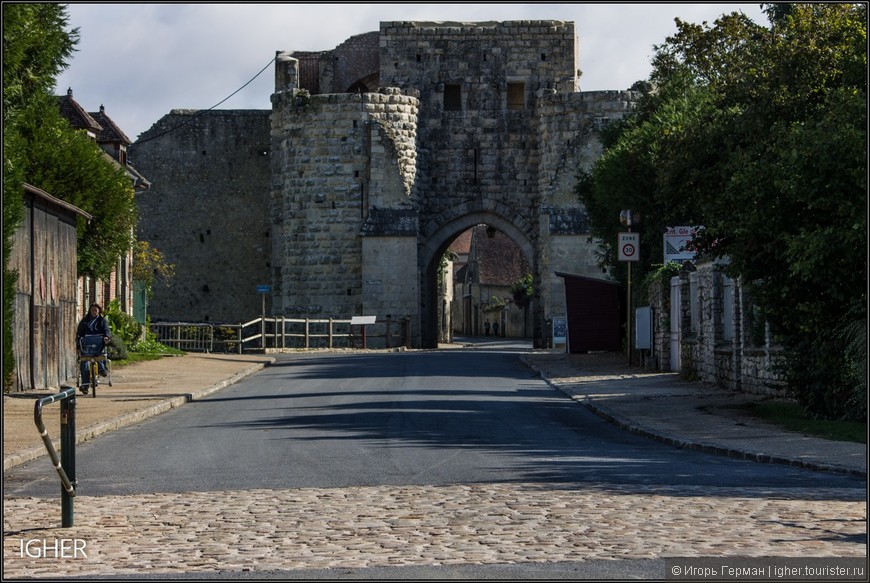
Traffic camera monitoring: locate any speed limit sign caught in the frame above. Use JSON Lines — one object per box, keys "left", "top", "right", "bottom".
{"left": 618, "top": 232, "right": 640, "bottom": 261}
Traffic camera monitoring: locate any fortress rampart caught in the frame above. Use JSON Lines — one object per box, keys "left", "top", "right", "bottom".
{"left": 133, "top": 20, "right": 638, "bottom": 347}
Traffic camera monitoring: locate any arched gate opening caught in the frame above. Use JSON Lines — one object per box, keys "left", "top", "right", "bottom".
{"left": 419, "top": 212, "right": 537, "bottom": 349}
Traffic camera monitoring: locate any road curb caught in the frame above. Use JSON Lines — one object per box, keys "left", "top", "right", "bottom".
{"left": 575, "top": 396, "right": 866, "bottom": 478}
{"left": 3, "top": 360, "right": 271, "bottom": 471}
{"left": 520, "top": 355, "right": 866, "bottom": 479}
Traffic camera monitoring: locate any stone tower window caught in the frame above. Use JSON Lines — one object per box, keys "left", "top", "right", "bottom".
{"left": 507, "top": 83, "right": 525, "bottom": 110}
{"left": 444, "top": 84, "right": 462, "bottom": 111}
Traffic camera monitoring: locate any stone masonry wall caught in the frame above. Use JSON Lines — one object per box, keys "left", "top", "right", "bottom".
{"left": 378, "top": 21, "right": 589, "bottom": 346}
{"left": 536, "top": 90, "right": 638, "bottom": 323}
{"left": 380, "top": 20, "right": 570, "bottom": 231}
{"left": 648, "top": 261, "right": 788, "bottom": 397}
{"left": 270, "top": 73, "right": 420, "bottom": 319}
{"left": 276, "top": 21, "right": 637, "bottom": 347}
{"left": 332, "top": 31, "right": 380, "bottom": 93}
{"left": 134, "top": 21, "right": 639, "bottom": 349}
{"left": 131, "top": 110, "right": 272, "bottom": 323}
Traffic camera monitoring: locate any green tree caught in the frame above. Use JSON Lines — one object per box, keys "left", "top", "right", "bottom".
{"left": 576, "top": 68, "right": 716, "bottom": 287}
{"left": 132, "top": 240, "right": 175, "bottom": 298}
{"left": 17, "top": 101, "right": 138, "bottom": 278}
{"left": 3, "top": 3, "right": 78, "bottom": 388}
{"left": 578, "top": 4, "right": 866, "bottom": 420}
{"left": 3, "top": 3, "right": 140, "bottom": 388}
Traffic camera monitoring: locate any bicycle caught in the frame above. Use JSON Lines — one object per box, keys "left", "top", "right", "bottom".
{"left": 77, "top": 335, "right": 112, "bottom": 397}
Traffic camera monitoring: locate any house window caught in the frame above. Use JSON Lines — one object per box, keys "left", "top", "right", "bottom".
{"left": 444, "top": 84, "right": 462, "bottom": 111}
{"left": 507, "top": 82, "right": 525, "bottom": 110}
{"left": 722, "top": 275, "right": 734, "bottom": 342}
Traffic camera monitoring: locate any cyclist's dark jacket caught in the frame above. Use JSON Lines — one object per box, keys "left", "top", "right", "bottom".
{"left": 76, "top": 314, "right": 110, "bottom": 340}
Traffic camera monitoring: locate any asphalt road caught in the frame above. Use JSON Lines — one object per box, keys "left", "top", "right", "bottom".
{"left": 4, "top": 345, "right": 863, "bottom": 497}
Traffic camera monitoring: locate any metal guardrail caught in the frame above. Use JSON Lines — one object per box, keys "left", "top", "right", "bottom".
{"left": 149, "top": 322, "right": 216, "bottom": 352}
{"left": 34, "top": 385, "right": 77, "bottom": 527}
{"left": 151, "top": 317, "right": 411, "bottom": 353}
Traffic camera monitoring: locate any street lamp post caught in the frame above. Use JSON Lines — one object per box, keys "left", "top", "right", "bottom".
{"left": 619, "top": 210, "right": 640, "bottom": 365}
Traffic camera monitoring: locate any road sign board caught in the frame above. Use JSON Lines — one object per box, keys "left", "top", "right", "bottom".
{"left": 618, "top": 232, "right": 640, "bottom": 261}
{"left": 552, "top": 317, "right": 567, "bottom": 346}
{"left": 256, "top": 285, "right": 272, "bottom": 293}
{"left": 663, "top": 226, "right": 701, "bottom": 263}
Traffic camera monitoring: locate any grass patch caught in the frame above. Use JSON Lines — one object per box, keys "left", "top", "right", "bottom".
{"left": 112, "top": 348, "right": 185, "bottom": 369}
{"left": 111, "top": 353, "right": 165, "bottom": 368}
{"left": 737, "top": 400, "right": 866, "bottom": 444}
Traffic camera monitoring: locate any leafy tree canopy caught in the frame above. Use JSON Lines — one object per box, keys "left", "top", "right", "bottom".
{"left": 577, "top": 3, "right": 866, "bottom": 419}
{"left": 3, "top": 3, "right": 139, "bottom": 388}
{"left": 3, "top": 3, "right": 79, "bottom": 122}
{"left": 4, "top": 3, "right": 137, "bottom": 279}
{"left": 16, "top": 100, "right": 138, "bottom": 278}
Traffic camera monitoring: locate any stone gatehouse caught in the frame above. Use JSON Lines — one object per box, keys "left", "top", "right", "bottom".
{"left": 132, "top": 21, "right": 638, "bottom": 348}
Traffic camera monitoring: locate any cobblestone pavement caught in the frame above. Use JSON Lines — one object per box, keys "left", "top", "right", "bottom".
{"left": 3, "top": 348, "right": 866, "bottom": 577}
{"left": 3, "top": 483, "right": 865, "bottom": 577}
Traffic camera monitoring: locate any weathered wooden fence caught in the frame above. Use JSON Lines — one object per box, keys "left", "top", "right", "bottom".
{"left": 150, "top": 316, "right": 411, "bottom": 354}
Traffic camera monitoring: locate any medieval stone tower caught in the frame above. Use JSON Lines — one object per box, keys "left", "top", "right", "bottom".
{"left": 132, "top": 21, "right": 638, "bottom": 348}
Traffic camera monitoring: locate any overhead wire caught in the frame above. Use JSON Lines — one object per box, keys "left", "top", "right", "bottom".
{"left": 134, "top": 54, "right": 277, "bottom": 145}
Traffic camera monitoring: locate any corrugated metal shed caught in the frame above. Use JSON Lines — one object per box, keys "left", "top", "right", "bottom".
{"left": 555, "top": 272, "right": 623, "bottom": 353}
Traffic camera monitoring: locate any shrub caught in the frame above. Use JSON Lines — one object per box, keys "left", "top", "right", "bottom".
{"left": 104, "top": 299, "right": 142, "bottom": 348}
{"left": 106, "top": 335, "right": 128, "bottom": 360}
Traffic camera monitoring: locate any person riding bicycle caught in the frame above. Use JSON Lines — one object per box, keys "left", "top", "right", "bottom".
{"left": 76, "top": 302, "right": 110, "bottom": 392}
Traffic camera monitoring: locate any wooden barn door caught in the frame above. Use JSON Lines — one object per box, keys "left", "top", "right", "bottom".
{"left": 30, "top": 201, "right": 70, "bottom": 389}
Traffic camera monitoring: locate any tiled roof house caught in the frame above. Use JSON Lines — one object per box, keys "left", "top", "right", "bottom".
{"left": 453, "top": 225, "right": 532, "bottom": 337}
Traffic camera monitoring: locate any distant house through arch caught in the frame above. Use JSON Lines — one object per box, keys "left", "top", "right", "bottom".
{"left": 420, "top": 211, "right": 536, "bottom": 347}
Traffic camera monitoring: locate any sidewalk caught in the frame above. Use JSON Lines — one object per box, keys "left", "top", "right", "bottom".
{"left": 521, "top": 350, "right": 866, "bottom": 478}
{"left": 3, "top": 353, "right": 273, "bottom": 471}
{"left": 3, "top": 349, "right": 865, "bottom": 477}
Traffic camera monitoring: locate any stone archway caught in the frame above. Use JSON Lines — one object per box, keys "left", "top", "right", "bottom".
{"left": 419, "top": 211, "right": 537, "bottom": 349}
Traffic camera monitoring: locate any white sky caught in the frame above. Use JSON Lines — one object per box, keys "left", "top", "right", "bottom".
{"left": 53, "top": 3, "right": 768, "bottom": 141}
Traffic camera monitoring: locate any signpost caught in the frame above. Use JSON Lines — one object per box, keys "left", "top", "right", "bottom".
{"left": 257, "top": 285, "right": 271, "bottom": 348}
{"left": 618, "top": 210, "right": 640, "bottom": 365}
{"left": 618, "top": 232, "right": 640, "bottom": 262}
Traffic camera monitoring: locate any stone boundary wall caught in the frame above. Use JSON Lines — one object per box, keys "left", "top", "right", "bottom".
{"left": 649, "top": 262, "right": 788, "bottom": 397}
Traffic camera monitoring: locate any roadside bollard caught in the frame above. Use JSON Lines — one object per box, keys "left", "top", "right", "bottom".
{"left": 34, "top": 385, "right": 77, "bottom": 527}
